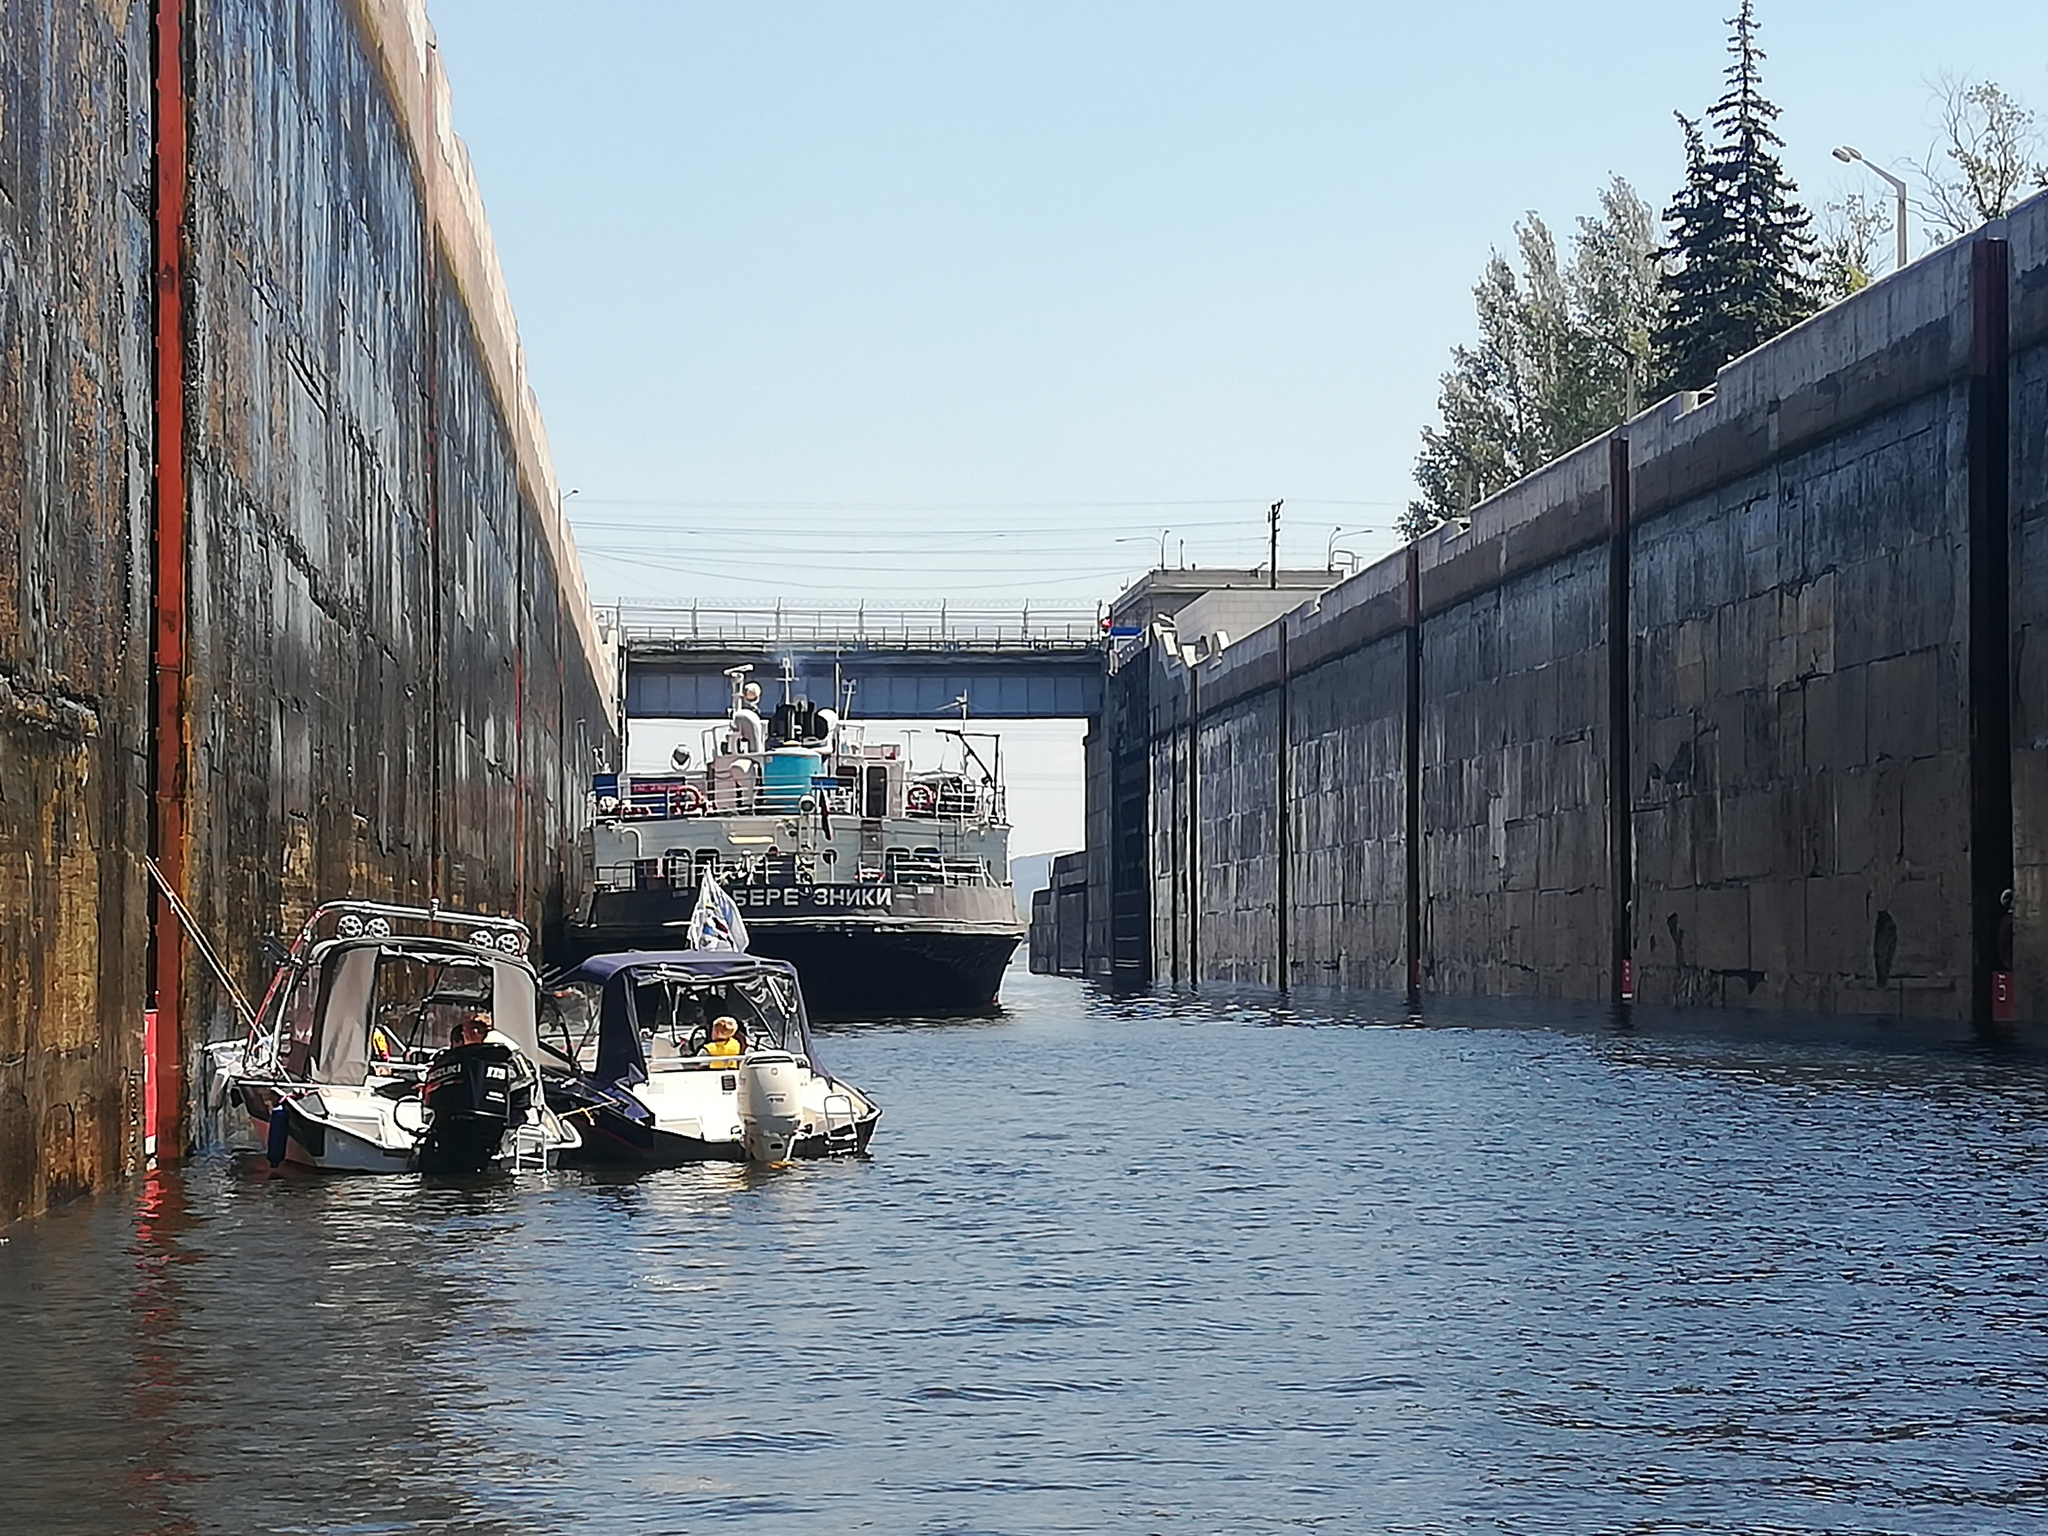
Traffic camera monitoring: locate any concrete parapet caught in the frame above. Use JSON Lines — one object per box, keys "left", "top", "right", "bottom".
{"left": 1631, "top": 238, "right": 1977, "bottom": 522}
{"left": 1418, "top": 432, "right": 1614, "bottom": 615}
{"left": 1282, "top": 546, "right": 1408, "bottom": 676}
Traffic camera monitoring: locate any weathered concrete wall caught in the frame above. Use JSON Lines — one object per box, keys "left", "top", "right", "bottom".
{"left": 1, "top": 0, "right": 614, "bottom": 1222}
{"left": 2006, "top": 199, "right": 2048, "bottom": 1016}
{"left": 176, "top": 0, "right": 612, "bottom": 1044}
{"left": 0, "top": 0, "right": 155, "bottom": 1222}
{"left": 1131, "top": 194, "right": 2048, "bottom": 1029}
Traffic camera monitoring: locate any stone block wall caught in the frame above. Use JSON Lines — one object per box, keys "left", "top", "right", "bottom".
{"left": 1280, "top": 558, "right": 1409, "bottom": 994}
{"left": 1189, "top": 626, "right": 1284, "bottom": 987}
{"left": 1630, "top": 388, "right": 1971, "bottom": 1012}
{"left": 1421, "top": 539, "right": 1610, "bottom": 998}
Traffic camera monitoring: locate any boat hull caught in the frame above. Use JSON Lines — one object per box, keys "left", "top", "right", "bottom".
{"left": 226, "top": 1079, "right": 573, "bottom": 1175}
{"left": 563, "top": 1102, "right": 880, "bottom": 1166}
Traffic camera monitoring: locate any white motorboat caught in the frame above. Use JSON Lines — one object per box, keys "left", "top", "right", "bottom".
{"left": 540, "top": 950, "right": 880, "bottom": 1166}
{"left": 208, "top": 901, "right": 579, "bottom": 1174}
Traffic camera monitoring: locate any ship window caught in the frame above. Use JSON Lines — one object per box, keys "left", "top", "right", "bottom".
{"left": 864, "top": 765, "right": 889, "bottom": 818}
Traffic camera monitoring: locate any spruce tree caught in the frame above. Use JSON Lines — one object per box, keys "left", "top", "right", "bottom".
{"left": 1653, "top": 1, "right": 1818, "bottom": 395}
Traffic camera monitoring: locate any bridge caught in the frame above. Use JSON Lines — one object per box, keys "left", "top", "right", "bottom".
{"left": 614, "top": 603, "right": 1110, "bottom": 720}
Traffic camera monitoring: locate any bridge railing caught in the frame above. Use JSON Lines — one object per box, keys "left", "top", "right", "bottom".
{"left": 610, "top": 602, "right": 1107, "bottom": 652}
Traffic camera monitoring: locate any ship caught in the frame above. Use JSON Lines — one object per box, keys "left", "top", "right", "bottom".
{"left": 569, "top": 668, "right": 1027, "bottom": 1013}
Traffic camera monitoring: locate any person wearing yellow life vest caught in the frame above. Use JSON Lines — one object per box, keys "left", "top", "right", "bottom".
{"left": 704, "top": 1015, "right": 743, "bottom": 1065}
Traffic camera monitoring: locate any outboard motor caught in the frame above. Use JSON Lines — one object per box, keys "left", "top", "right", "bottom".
{"left": 738, "top": 1051, "right": 806, "bottom": 1165}
{"left": 419, "top": 1042, "right": 530, "bottom": 1174}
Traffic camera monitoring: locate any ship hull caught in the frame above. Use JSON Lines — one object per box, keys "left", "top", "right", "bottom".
{"left": 570, "top": 883, "right": 1025, "bottom": 1014}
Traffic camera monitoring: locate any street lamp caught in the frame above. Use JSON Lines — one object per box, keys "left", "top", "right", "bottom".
{"left": 1832, "top": 146, "right": 1909, "bottom": 274}
{"left": 1326, "top": 525, "right": 1376, "bottom": 569}
{"left": 1113, "top": 530, "right": 1171, "bottom": 570}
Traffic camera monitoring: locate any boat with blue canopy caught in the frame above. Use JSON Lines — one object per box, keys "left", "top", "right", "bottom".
{"left": 539, "top": 950, "right": 881, "bottom": 1166}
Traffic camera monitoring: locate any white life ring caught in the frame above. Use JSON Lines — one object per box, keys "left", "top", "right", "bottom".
{"left": 906, "top": 784, "right": 936, "bottom": 814}
{"left": 672, "top": 783, "right": 706, "bottom": 816}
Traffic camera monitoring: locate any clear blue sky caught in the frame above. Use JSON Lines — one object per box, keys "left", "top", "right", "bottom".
{"left": 426, "top": 1, "right": 2047, "bottom": 855}
{"left": 430, "top": 0, "right": 2047, "bottom": 609}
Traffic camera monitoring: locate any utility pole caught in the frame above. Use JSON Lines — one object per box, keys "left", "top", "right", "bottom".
{"left": 1268, "top": 499, "right": 1283, "bottom": 589}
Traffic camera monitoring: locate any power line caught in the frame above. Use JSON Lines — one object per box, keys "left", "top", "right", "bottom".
{"left": 571, "top": 495, "right": 1404, "bottom": 512}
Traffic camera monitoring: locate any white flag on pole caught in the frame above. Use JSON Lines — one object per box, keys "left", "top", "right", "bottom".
{"left": 687, "top": 868, "right": 750, "bottom": 953}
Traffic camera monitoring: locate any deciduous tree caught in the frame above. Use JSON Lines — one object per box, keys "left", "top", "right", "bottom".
{"left": 1813, "top": 192, "right": 1892, "bottom": 298}
{"left": 1916, "top": 76, "right": 2048, "bottom": 240}
{"left": 1404, "top": 181, "right": 1661, "bottom": 540}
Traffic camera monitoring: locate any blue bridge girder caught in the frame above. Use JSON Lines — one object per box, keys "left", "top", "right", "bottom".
{"left": 613, "top": 605, "right": 1108, "bottom": 721}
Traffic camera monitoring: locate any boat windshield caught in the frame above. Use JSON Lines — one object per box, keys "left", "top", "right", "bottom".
{"left": 548, "top": 960, "right": 815, "bottom": 1079}
{"left": 261, "top": 942, "right": 541, "bottom": 1084}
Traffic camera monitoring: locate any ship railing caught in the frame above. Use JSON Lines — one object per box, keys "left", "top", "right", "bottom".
{"left": 597, "top": 854, "right": 998, "bottom": 894}
{"left": 612, "top": 601, "right": 1106, "bottom": 652}
{"left": 883, "top": 853, "right": 998, "bottom": 886}
{"left": 607, "top": 777, "right": 864, "bottom": 820}
{"left": 598, "top": 857, "right": 745, "bottom": 893}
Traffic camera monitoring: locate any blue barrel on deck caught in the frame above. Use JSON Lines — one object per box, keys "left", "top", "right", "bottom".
{"left": 761, "top": 747, "right": 822, "bottom": 810}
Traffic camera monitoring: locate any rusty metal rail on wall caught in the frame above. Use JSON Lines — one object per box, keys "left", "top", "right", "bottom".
{"left": 610, "top": 602, "right": 1106, "bottom": 652}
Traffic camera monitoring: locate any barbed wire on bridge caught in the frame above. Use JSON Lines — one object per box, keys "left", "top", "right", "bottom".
{"left": 608, "top": 600, "right": 1108, "bottom": 652}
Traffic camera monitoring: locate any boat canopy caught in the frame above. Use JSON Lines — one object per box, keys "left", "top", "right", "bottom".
{"left": 554, "top": 951, "right": 817, "bottom": 1087}
{"left": 306, "top": 943, "right": 540, "bottom": 1085}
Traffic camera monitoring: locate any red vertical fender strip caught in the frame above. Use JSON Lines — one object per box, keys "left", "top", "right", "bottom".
{"left": 148, "top": 0, "right": 191, "bottom": 1163}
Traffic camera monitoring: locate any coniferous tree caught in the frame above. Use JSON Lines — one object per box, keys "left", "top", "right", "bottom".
{"left": 1653, "top": 1, "right": 1818, "bottom": 395}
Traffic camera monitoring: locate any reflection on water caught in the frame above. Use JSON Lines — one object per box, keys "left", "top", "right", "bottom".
{"left": 6, "top": 972, "right": 2048, "bottom": 1533}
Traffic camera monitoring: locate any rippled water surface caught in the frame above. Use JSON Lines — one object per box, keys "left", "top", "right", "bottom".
{"left": 6, "top": 972, "right": 2048, "bottom": 1533}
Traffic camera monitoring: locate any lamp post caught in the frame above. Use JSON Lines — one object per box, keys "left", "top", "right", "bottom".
{"left": 1592, "top": 335, "right": 1641, "bottom": 419}
{"left": 1114, "top": 531, "right": 1171, "bottom": 572}
{"left": 1326, "top": 525, "right": 1375, "bottom": 569}
{"left": 1832, "top": 145, "right": 1909, "bottom": 273}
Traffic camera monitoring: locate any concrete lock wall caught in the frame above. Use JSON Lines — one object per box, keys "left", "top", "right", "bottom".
{"left": 0, "top": 0, "right": 615, "bottom": 1223}
{"left": 2004, "top": 199, "right": 2048, "bottom": 1018}
{"left": 0, "top": 0, "right": 156, "bottom": 1217}
{"left": 1133, "top": 194, "right": 2048, "bottom": 1029}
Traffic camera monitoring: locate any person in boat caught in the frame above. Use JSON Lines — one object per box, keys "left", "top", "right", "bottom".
{"left": 450, "top": 1009, "right": 540, "bottom": 1088}
{"left": 704, "top": 1015, "right": 743, "bottom": 1065}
